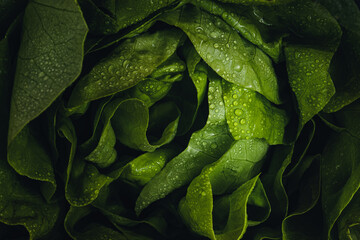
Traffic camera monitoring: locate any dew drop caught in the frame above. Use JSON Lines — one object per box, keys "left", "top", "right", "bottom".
{"left": 234, "top": 109, "right": 243, "bottom": 116}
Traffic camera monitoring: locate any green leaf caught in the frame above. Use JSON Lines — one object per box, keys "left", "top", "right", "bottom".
{"left": 0, "top": 158, "right": 60, "bottom": 240}
{"left": 8, "top": 0, "right": 88, "bottom": 142}
{"left": 206, "top": 139, "right": 269, "bottom": 196}
{"left": 129, "top": 53, "right": 186, "bottom": 107}
{"left": 79, "top": 0, "right": 180, "bottom": 35}
{"left": 261, "top": 145, "right": 293, "bottom": 225}
{"left": 285, "top": 45, "right": 335, "bottom": 127}
{"left": 58, "top": 116, "right": 120, "bottom": 207}
{"left": 319, "top": 0, "right": 360, "bottom": 112}
{"left": 84, "top": 121, "right": 117, "bottom": 168}
{"left": 64, "top": 206, "right": 126, "bottom": 240}
{"left": 7, "top": 125, "right": 56, "bottom": 201}
{"left": 179, "top": 174, "right": 260, "bottom": 240}
{"left": 282, "top": 155, "right": 322, "bottom": 240}
{"left": 178, "top": 138, "right": 269, "bottom": 239}
{"left": 110, "top": 99, "right": 180, "bottom": 152}
{"left": 247, "top": 180, "right": 271, "bottom": 226}
{"left": 161, "top": 5, "right": 281, "bottom": 104}
{"left": 277, "top": 0, "right": 341, "bottom": 49}
{"left": 184, "top": 43, "right": 208, "bottom": 106}
{"left": 121, "top": 146, "right": 180, "bottom": 186}
{"left": 135, "top": 75, "right": 234, "bottom": 214}
{"left": 333, "top": 99, "right": 360, "bottom": 139}
{"left": 191, "top": 0, "right": 282, "bottom": 61}
{"left": 92, "top": 182, "right": 167, "bottom": 237}
{"left": 337, "top": 190, "right": 360, "bottom": 240}
{"left": 68, "top": 28, "right": 184, "bottom": 108}
{"left": 322, "top": 131, "right": 360, "bottom": 239}
{"left": 222, "top": 80, "right": 288, "bottom": 145}
{"left": 0, "top": 19, "right": 60, "bottom": 240}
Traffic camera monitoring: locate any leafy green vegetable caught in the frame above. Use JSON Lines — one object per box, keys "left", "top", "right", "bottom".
{"left": 8, "top": 0, "right": 88, "bottom": 142}
{"left": 68, "top": 28, "right": 184, "bottom": 109}
{"left": 1, "top": 0, "right": 360, "bottom": 239}
{"left": 135, "top": 76, "right": 234, "bottom": 214}
{"left": 161, "top": 4, "right": 282, "bottom": 104}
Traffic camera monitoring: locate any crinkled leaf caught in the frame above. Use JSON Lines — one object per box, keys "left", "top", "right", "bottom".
{"left": 161, "top": 5, "right": 281, "bottom": 104}
{"left": 110, "top": 99, "right": 180, "bottom": 152}
{"left": 129, "top": 53, "right": 186, "bottom": 107}
{"left": 58, "top": 116, "right": 120, "bottom": 207}
{"left": 191, "top": 0, "right": 282, "bottom": 61}
{"left": 179, "top": 174, "right": 260, "bottom": 240}
{"left": 135, "top": 76, "right": 234, "bottom": 214}
{"left": 68, "top": 28, "right": 184, "bottom": 108}
{"left": 170, "top": 43, "right": 208, "bottom": 135}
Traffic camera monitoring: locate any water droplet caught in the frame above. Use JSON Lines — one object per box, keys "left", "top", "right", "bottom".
{"left": 240, "top": 118, "right": 246, "bottom": 124}
{"left": 235, "top": 109, "right": 243, "bottom": 116}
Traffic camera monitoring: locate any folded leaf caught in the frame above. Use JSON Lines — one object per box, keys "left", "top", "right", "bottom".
{"left": 110, "top": 99, "right": 180, "bottom": 152}
{"left": 121, "top": 146, "right": 180, "bottom": 186}
{"left": 179, "top": 175, "right": 260, "bottom": 240}
{"left": 135, "top": 75, "right": 234, "bottom": 214}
